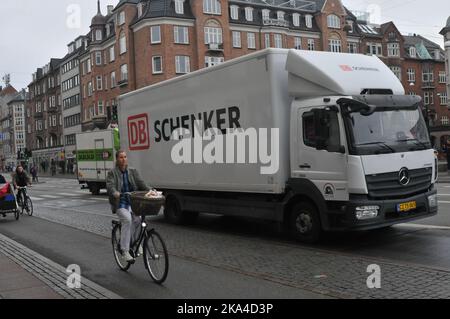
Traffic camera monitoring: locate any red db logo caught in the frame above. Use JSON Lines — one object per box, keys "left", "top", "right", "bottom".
{"left": 128, "top": 114, "right": 150, "bottom": 150}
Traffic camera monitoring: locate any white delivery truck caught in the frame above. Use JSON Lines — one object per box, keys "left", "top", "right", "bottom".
{"left": 76, "top": 129, "right": 120, "bottom": 195}
{"left": 118, "top": 49, "right": 438, "bottom": 243}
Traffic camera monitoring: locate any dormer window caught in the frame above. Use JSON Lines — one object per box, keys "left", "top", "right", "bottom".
{"left": 262, "top": 9, "right": 270, "bottom": 21}
{"left": 175, "top": 0, "right": 185, "bottom": 15}
{"left": 327, "top": 14, "right": 340, "bottom": 29}
{"left": 277, "top": 11, "right": 285, "bottom": 21}
{"left": 95, "top": 29, "right": 102, "bottom": 41}
{"left": 203, "top": 0, "right": 221, "bottom": 15}
{"left": 305, "top": 15, "right": 313, "bottom": 28}
{"left": 292, "top": 13, "right": 300, "bottom": 27}
{"left": 106, "top": 24, "right": 110, "bottom": 37}
{"left": 230, "top": 5, "right": 239, "bottom": 20}
{"left": 245, "top": 7, "right": 253, "bottom": 21}
{"left": 409, "top": 47, "right": 417, "bottom": 58}
{"left": 118, "top": 11, "right": 125, "bottom": 25}
{"left": 346, "top": 20, "right": 354, "bottom": 33}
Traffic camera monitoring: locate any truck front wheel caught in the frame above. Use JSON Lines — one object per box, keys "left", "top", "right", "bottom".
{"left": 289, "top": 202, "right": 322, "bottom": 244}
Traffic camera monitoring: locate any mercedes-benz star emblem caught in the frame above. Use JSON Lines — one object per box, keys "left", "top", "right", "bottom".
{"left": 398, "top": 168, "right": 410, "bottom": 186}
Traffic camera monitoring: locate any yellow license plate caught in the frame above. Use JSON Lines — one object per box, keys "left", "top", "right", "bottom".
{"left": 397, "top": 201, "right": 417, "bottom": 212}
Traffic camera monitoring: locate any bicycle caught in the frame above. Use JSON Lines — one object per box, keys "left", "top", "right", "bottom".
{"left": 17, "top": 186, "right": 33, "bottom": 217}
{"left": 111, "top": 192, "right": 169, "bottom": 284}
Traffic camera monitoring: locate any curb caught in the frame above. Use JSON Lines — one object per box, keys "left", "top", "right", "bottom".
{"left": 0, "top": 232, "right": 122, "bottom": 299}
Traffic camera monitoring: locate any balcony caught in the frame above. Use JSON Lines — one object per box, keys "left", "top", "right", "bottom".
{"left": 92, "top": 115, "right": 109, "bottom": 130}
{"left": 422, "top": 82, "right": 436, "bottom": 89}
{"left": 47, "top": 106, "right": 58, "bottom": 113}
{"left": 263, "top": 18, "right": 289, "bottom": 28}
{"left": 34, "top": 112, "right": 44, "bottom": 118}
{"left": 118, "top": 79, "right": 128, "bottom": 87}
{"left": 207, "top": 43, "right": 224, "bottom": 52}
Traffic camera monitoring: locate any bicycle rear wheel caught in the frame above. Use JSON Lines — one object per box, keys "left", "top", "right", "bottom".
{"left": 143, "top": 230, "right": 169, "bottom": 284}
{"left": 112, "top": 224, "right": 131, "bottom": 271}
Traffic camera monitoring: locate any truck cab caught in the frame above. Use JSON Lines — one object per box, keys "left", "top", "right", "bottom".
{"left": 286, "top": 50, "right": 437, "bottom": 241}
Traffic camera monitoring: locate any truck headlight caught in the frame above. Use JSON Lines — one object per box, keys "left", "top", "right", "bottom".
{"left": 355, "top": 206, "right": 380, "bottom": 220}
{"left": 428, "top": 194, "right": 438, "bottom": 208}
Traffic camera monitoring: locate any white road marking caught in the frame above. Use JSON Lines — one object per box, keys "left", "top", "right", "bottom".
{"left": 438, "top": 201, "right": 450, "bottom": 204}
{"left": 38, "top": 195, "right": 61, "bottom": 199}
{"left": 398, "top": 224, "right": 450, "bottom": 230}
{"left": 30, "top": 196, "right": 44, "bottom": 201}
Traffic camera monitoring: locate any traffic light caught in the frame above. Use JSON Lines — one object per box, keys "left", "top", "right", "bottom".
{"left": 112, "top": 105, "right": 118, "bottom": 123}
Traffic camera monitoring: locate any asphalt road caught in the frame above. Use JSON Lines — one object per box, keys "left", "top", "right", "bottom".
{"left": 1, "top": 177, "right": 450, "bottom": 298}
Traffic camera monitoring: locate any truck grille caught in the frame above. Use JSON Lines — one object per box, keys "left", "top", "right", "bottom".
{"left": 366, "top": 167, "right": 432, "bottom": 199}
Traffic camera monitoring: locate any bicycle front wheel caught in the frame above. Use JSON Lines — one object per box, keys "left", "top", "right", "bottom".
{"left": 24, "top": 197, "right": 33, "bottom": 216}
{"left": 143, "top": 230, "right": 169, "bottom": 284}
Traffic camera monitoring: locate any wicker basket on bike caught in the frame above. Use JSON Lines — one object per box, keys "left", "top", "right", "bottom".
{"left": 129, "top": 192, "right": 165, "bottom": 216}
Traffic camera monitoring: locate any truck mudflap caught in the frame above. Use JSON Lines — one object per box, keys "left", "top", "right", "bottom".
{"left": 326, "top": 188, "right": 438, "bottom": 231}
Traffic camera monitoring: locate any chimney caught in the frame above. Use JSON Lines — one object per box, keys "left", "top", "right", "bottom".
{"left": 107, "top": 5, "right": 114, "bottom": 15}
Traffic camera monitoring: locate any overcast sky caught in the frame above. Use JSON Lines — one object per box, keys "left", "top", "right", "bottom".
{"left": 0, "top": 0, "right": 449, "bottom": 90}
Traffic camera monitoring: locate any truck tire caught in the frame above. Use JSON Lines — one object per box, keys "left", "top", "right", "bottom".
{"left": 89, "top": 183, "right": 100, "bottom": 196}
{"left": 164, "top": 195, "right": 199, "bottom": 225}
{"left": 289, "top": 202, "right": 322, "bottom": 244}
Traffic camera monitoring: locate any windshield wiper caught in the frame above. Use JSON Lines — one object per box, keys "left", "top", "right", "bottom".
{"left": 356, "top": 142, "right": 395, "bottom": 153}
{"left": 397, "top": 138, "right": 429, "bottom": 150}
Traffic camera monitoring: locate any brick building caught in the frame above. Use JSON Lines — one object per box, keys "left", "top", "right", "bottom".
{"left": 0, "top": 84, "right": 18, "bottom": 170}
{"left": 26, "top": 59, "right": 64, "bottom": 173}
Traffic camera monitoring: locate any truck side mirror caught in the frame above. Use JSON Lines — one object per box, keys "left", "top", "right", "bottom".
{"left": 313, "top": 109, "right": 330, "bottom": 151}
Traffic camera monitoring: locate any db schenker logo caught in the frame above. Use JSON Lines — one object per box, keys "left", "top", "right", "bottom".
{"left": 128, "top": 114, "right": 150, "bottom": 150}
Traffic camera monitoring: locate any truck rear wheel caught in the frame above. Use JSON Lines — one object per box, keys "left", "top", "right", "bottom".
{"left": 289, "top": 202, "right": 322, "bottom": 244}
{"left": 164, "top": 195, "right": 199, "bottom": 225}
{"left": 89, "top": 183, "right": 100, "bottom": 195}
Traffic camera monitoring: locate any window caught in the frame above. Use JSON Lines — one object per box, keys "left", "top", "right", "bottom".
{"left": 175, "top": 56, "right": 190, "bottom": 74}
{"left": 347, "top": 20, "right": 354, "bottom": 33}
{"left": 294, "top": 37, "right": 301, "bottom": 50}
{"left": 118, "top": 11, "right": 125, "bottom": 25}
{"left": 367, "top": 43, "right": 382, "bottom": 56}
{"left": 152, "top": 56, "right": 163, "bottom": 74}
{"left": 292, "top": 13, "right": 300, "bottom": 27}
{"left": 119, "top": 34, "right": 127, "bottom": 54}
{"left": 440, "top": 92, "right": 448, "bottom": 105}
{"left": 204, "top": 26, "right": 223, "bottom": 44}
{"left": 439, "top": 71, "right": 446, "bottom": 83}
{"left": 151, "top": 26, "right": 161, "bottom": 44}
{"left": 264, "top": 34, "right": 271, "bottom": 48}
{"left": 95, "top": 29, "right": 102, "bottom": 41}
{"left": 327, "top": 15, "right": 340, "bottom": 29}
{"left": 121, "top": 64, "right": 128, "bottom": 81}
{"left": 203, "top": 0, "right": 221, "bottom": 15}
{"left": 407, "top": 68, "right": 416, "bottom": 82}
{"left": 441, "top": 116, "right": 449, "bottom": 126}
{"left": 262, "top": 9, "right": 270, "bottom": 21}
{"left": 307, "top": 39, "right": 315, "bottom": 51}
{"left": 274, "top": 34, "right": 283, "bottom": 48}
{"left": 175, "top": 0, "right": 185, "bottom": 14}
{"left": 109, "top": 46, "right": 115, "bottom": 62}
{"left": 390, "top": 66, "right": 401, "bottom": 80}
{"left": 423, "top": 70, "right": 434, "bottom": 83}
{"left": 409, "top": 47, "right": 417, "bottom": 58}
{"left": 174, "top": 26, "right": 189, "bottom": 44}
{"left": 247, "top": 33, "right": 256, "bottom": 49}
{"left": 87, "top": 59, "right": 92, "bottom": 73}
{"left": 305, "top": 15, "right": 313, "bottom": 28}
{"left": 388, "top": 43, "right": 400, "bottom": 57}
{"left": 303, "top": 110, "right": 340, "bottom": 151}
{"left": 96, "top": 76, "right": 103, "bottom": 90}
{"left": 232, "top": 31, "right": 241, "bottom": 48}
{"left": 111, "top": 71, "right": 116, "bottom": 88}
{"left": 245, "top": 7, "right": 253, "bottom": 21}
{"left": 277, "top": 11, "right": 285, "bottom": 21}
{"left": 348, "top": 42, "right": 358, "bottom": 54}
{"left": 230, "top": 5, "right": 239, "bottom": 20}
{"left": 205, "top": 56, "right": 224, "bottom": 68}
{"left": 329, "top": 39, "right": 342, "bottom": 53}
{"left": 95, "top": 51, "right": 102, "bottom": 65}
{"left": 424, "top": 92, "right": 433, "bottom": 105}
{"left": 88, "top": 82, "right": 93, "bottom": 96}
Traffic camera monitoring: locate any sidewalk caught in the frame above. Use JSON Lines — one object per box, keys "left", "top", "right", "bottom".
{"left": 0, "top": 252, "right": 63, "bottom": 299}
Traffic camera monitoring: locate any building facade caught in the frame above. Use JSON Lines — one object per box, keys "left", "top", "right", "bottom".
{"left": 6, "top": 90, "right": 27, "bottom": 169}
{"left": 0, "top": 84, "right": 18, "bottom": 171}
{"left": 26, "top": 59, "right": 64, "bottom": 173}
{"left": 60, "top": 36, "right": 86, "bottom": 171}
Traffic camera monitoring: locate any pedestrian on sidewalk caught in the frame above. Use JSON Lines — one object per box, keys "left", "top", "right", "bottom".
{"left": 30, "top": 165, "right": 39, "bottom": 184}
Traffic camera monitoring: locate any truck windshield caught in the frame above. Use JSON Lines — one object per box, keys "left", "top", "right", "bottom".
{"left": 345, "top": 106, "right": 431, "bottom": 155}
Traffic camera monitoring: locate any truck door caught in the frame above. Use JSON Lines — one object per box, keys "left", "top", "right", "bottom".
{"left": 95, "top": 139, "right": 106, "bottom": 181}
{"left": 294, "top": 106, "right": 348, "bottom": 201}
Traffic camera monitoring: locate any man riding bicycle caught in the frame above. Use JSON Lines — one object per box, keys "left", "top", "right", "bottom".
{"left": 106, "top": 150, "right": 158, "bottom": 262}
{"left": 13, "top": 165, "right": 31, "bottom": 205}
